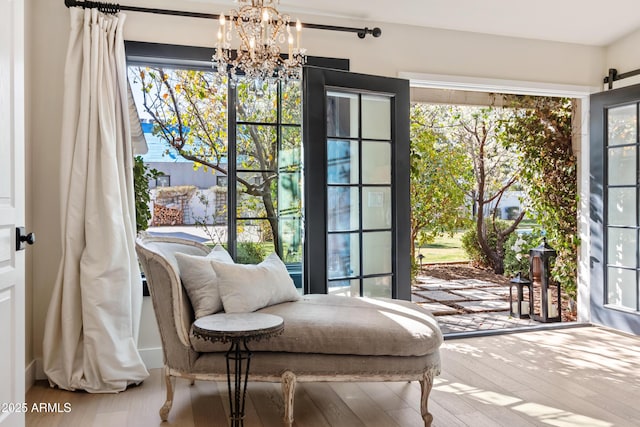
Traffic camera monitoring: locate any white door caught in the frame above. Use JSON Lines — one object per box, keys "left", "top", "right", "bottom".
{"left": 0, "top": 0, "right": 25, "bottom": 426}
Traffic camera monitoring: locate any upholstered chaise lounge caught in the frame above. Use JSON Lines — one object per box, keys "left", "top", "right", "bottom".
{"left": 136, "top": 235, "right": 443, "bottom": 426}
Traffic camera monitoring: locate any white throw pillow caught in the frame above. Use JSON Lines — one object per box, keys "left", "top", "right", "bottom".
{"left": 175, "top": 245, "right": 234, "bottom": 318}
{"left": 212, "top": 253, "right": 301, "bottom": 313}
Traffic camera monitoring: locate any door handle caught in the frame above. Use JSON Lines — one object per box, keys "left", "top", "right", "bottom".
{"left": 16, "top": 227, "right": 35, "bottom": 251}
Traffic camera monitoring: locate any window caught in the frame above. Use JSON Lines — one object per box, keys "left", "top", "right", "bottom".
{"left": 127, "top": 43, "right": 303, "bottom": 288}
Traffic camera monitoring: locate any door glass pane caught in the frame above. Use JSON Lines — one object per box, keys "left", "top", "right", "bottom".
{"left": 236, "top": 78, "right": 277, "bottom": 123}
{"left": 362, "top": 231, "right": 392, "bottom": 275}
{"left": 608, "top": 146, "right": 636, "bottom": 185}
{"left": 128, "top": 65, "right": 230, "bottom": 243}
{"left": 281, "top": 127, "right": 302, "bottom": 170}
{"left": 328, "top": 279, "right": 360, "bottom": 297}
{"left": 278, "top": 172, "right": 301, "bottom": 216}
{"left": 327, "top": 140, "right": 358, "bottom": 184}
{"left": 280, "top": 218, "right": 303, "bottom": 261}
{"left": 607, "top": 228, "right": 637, "bottom": 268}
{"left": 280, "top": 218, "right": 303, "bottom": 290}
{"left": 327, "top": 233, "right": 360, "bottom": 279}
{"left": 607, "top": 267, "right": 636, "bottom": 310}
{"left": 608, "top": 104, "right": 637, "bottom": 146}
{"left": 363, "top": 187, "right": 391, "bottom": 230}
{"left": 362, "top": 141, "right": 391, "bottom": 184}
{"left": 364, "top": 276, "right": 392, "bottom": 298}
{"left": 237, "top": 125, "right": 277, "bottom": 170}
{"left": 236, "top": 219, "right": 273, "bottom": 264}
{"left": 362, "top": 94, "right": 391, "bottom": 140}
{"left": 327, "top": 187, "right": 359, "bottom": 232}
{"left": 282, "top": 81, "right": 301, "bottom": 124}
{"left": 608, "top": 187, "right": 636, "bottom": 226}
{"left": 237, "top": 172, "right": 277, "bottom": 218}
{"left": 327, "top": 91, "right": 358, "bottom": 138}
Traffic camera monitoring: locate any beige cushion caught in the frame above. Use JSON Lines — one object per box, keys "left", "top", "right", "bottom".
{"left": 190, "top": 294, "right": 443, "bottom": 357}
{"left": 212, "top": 253, "right": 301, "bottom": 313}
{"left": 175, "top": 245, "right": 234, "bottom": 318}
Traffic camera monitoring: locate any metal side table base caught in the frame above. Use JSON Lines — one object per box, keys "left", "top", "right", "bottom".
{"left": 226, "top": 339, "right": 252, "bottom": 427}
{"left": 192, "top": 313, "right": 285, "bottom": 427}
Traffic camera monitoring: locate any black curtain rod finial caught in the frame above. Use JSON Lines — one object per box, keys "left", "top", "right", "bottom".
{"left": 357, "top": 27, "right": 382, "bottom": 39}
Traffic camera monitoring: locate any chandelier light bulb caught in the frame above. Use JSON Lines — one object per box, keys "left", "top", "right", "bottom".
{"left": 212, "top": 0, "right": 307, "bottom": 84}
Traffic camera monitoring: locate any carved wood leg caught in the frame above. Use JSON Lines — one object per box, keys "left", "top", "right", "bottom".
{"left": 419, "top": 368, "right": 438, "bottom": 427}
{"left": 159, "top": 366, "right": 175, "bottom": 422}
{"left": 281, "top": 371, "right": 297, "bottom": 427}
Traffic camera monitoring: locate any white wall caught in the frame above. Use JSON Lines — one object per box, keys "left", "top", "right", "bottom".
{"left": 606, "top": 28, "right": 640, "bottom": 77}
{"left": 605, "top": 28, "right": 640, "bottom": 89}
{"left": 27, "top": 0, "right": 613, "bottom": 372}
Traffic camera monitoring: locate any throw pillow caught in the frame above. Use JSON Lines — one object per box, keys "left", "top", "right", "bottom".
{"left": 212, "top": 253, "right": 301, "bottom": 313}
{"left": 175, "top": 245, "right": 234, "bottom": 318}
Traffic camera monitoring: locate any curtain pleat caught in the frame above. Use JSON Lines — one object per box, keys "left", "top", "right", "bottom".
{"left": 43, "top": 8, "right": 149, "bottom": 393}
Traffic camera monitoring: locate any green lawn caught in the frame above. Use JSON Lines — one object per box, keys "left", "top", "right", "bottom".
{"left": 417, "top": 232, "right": 468, "bottom": 264}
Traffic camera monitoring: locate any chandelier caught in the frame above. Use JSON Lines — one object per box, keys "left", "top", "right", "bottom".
{"left": 212, "top": 0, "right": 306, "bottom": 83}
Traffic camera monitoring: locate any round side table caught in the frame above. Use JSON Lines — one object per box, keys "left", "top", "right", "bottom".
{"left": 192, "top": 313, "right": 284, "bottom": 427}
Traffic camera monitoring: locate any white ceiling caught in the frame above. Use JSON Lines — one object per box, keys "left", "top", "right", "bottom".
{"left": 197, "top": 0, "right": 640, "bottom": 47}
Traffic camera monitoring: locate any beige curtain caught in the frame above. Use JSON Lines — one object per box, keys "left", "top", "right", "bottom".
{"left": 43, "top": 8, "right": 149, "bottom": 392}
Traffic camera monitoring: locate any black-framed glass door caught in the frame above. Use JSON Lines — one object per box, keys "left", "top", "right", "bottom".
{"left": 303, "top": 67, "right": 411, "bottom": 300}
{"left": 591, "top": 83, "right": 640, "bottom": 335}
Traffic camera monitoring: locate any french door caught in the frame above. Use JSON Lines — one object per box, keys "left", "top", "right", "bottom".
{"left": 303, "top": 67, "right": 411, "bottom": 300}
{"left": 590, "top": 83, "right": 640, "bottom": 335}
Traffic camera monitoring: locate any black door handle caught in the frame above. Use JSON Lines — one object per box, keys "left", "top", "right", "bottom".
{"left": 16, "top": 227, "right": 35, "bottom": 251}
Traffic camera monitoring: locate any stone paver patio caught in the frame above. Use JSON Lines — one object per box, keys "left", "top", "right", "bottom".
{"left": 412, "top": 273, "right": 539, "bottom": 334}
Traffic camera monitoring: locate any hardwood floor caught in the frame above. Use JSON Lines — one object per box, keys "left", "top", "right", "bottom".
{"left": 26, "top": 326, "right": 640, "bottom": 426}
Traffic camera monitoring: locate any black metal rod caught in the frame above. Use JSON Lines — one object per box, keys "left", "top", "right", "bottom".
{"left": 64, "top": 0, "right": 382, "bottom": 38}
{"left": 603, "top": 67, "right": 640, "bottom": 89}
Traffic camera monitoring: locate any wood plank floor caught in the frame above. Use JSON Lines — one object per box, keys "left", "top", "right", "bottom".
{"left": 26, "top": 326, "right": 640, "bottom": 426}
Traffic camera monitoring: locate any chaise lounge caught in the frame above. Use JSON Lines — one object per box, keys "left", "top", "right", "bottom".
{"left": 136, "top": 235, "right": 443, "bottom": 426}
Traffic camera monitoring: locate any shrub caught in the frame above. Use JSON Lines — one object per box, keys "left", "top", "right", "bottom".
{"left": 503, "top": 228, "right": 544, "bottom": 277}
{"left": 236, "top": 242, "right": 265, "bottom": 264}
{"left": 461, "top": 220, "right": 511, "bottom": 269}
{"left": 133, "top": 156, "right": 161, "bottom": 232}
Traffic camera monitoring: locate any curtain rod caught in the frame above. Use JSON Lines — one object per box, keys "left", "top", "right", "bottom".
{"left": 63, "top": 0, "right": 382, "bottom": 39}
{"left": 603, "top": 68, "right": 640, "bottom": 90}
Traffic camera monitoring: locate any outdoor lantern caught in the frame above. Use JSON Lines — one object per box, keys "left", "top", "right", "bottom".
{"left": 509, "top": 272, "right": 532, "bottom": 319}
{"left": 418, "top": 253, "right": 425, "bottom": 270}
{"left": 529, "top": 238, "right": 561, "bottom": 323}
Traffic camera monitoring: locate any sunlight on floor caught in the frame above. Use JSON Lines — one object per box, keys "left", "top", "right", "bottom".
{"left": 434, "top": 378, "right": 613, "bottom": 427}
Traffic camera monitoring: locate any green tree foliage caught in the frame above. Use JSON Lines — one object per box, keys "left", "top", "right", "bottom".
{"left": 410, "top": 105, "right": 472, "bottom": 262}
{"left": 133, "top": 156, "right": 160, "bottom": 232}
{"left": 501, "top": 96, "right": 577, "bottom": 298}
{"left": 449, "top": 106, "right": 526, "bottom": 274}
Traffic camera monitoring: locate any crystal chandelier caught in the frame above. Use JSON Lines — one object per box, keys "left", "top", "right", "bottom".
{"left": 213, "top": 0, "right": 306, "bottom": 83}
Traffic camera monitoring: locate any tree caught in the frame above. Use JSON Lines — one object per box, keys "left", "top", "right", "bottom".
{"left": 501, "top": 96, "right": 577, "bottom": 297}
{"left": 450, "top": 106, "right": 526, "bottom": 274}
{"left": 130, "top": 67, "right": 301, "bottom": 255}
{"left": 409, "top": 104, "right": 471, "bottom": 262}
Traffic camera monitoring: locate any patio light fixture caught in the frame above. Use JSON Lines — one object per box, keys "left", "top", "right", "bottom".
{"left": 530, "top": 238, "right": 561, "bottom": 323}
{"left": 509, "top": 272, "right": 532, "bottom": 319}
{"left": 212, "top": 0, "right": 306, "bottom": 84}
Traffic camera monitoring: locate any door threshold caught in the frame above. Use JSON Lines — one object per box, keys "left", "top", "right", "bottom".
{"left": 443, "top": 321, "right": 591, "bottom": 340}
